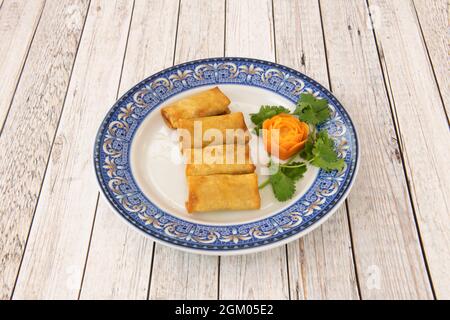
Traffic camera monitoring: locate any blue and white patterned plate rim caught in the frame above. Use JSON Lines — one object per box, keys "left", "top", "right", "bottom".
{"left": 93, "top": 57, "right": 359, "bottom": 255}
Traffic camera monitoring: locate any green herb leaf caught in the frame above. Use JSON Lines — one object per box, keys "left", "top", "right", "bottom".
{"left": 293, "top": 93, "right": 330, "bottom": 125}
{"left": 310, "top": 131, "right": 345, "bottom": 171}
{"left": 268, "top": 161, "right": 296, "bottom": 201}
{"left": 270, "top": 171, "right": 296, "bottom": 202}
{"left": 250, "top": 105, "right": 290, "bottom": 135}
{"left": 300, "top": 135, "right": 315, "bottom": 161}
{"left": 254, "top": 94, "right": 343, "bottom": 203}
{"left": 280, "top": 162, "right": 307, "bottom": 181}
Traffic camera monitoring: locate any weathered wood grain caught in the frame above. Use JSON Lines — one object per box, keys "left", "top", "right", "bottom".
{"left": 273, "top": 0, "right": 359, "bottom": 300}
{"left": 219, "top": 0, "right": 289, "bottom": 300}
{"left": 219, "top": 247, "right": 289, "bottom": 299}
{"left": 0, "top": 0, "right": 89, "bottom": 300}
{"left": 150, "top": 246, "right": 219, "bottom": 299}
{"left": 320, "top": 0, "right": 433, "bottom": 299}
{"left": 12, "top": 0, "right": 133, "bottom": 299}
{"left": 79, "top": 0, "right": 179, "bottom": 300}
{"left": 288, "top": 208, "right": 359, "bottom": 299}
{"left": 147, "top": 0, "right": 224, "bottom": 300}
{"left": 225, "top": 0, "right": 275, "bottom": 58}
{"left": 369, "top": 0, "right": 449, "bottom": 299}
{"left": 2, "top": 0, "right": 444, "bottom": 300}
{"left": 0, "top": 0, "right": 45, "bottom": 127}
{"left": 413, "top": 0, "right": 449, "bottom": 115}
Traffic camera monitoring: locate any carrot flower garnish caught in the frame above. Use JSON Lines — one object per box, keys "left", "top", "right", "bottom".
{"left": 262, "top": 114, "right": 309, "bottom": 160}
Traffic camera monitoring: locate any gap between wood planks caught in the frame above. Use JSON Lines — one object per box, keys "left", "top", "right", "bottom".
{"left": 316, "top": 0, "right": 362, "bottom": 299}
{"left": 0, "top": 0, "right": 46, "bottom": 136}
{"left": 76, "top": 0, "right": 137, "bottom": 298}
{"left": 8, "top": 0, "right": 92, "bottom": 299}
{"left": 410, "top": 1, "right": 449, "bottom": 122}
{"left": 317, "top": 0, "right": 435, "bottom": 299}
{"left": 364, "top": 0, "right": 438, "bottom": 298}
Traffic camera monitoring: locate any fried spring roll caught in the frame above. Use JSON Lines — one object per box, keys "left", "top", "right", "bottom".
{"left": 161, "top": 87, "right": 231, "bottom": 128}
{"left": 185, "top": 144, "right": 255, "bottom": 176}
{"left": 186, "top": 173, "right": 261, "bottom": 213}
{"left": 178, "top": 112, "right": 250, "bottom": 149}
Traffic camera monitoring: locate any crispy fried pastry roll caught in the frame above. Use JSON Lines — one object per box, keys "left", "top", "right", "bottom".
{"left": 178, "top": 112, "right": 250, "bottom": 149}
{"left": 161, "top": 87, "right": 231, "bottom": 128}
{"left": 186, "top": 173, "right": 261, "bottom": 213}
{"left": 185, "top": 144, "right": 255, "bottom": 176}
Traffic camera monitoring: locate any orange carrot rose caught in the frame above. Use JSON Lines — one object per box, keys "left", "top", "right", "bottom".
{"left": 262, "top": 114, "right": 309, "bottom": 160}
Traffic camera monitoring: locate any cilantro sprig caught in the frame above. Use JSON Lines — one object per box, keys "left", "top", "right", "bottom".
{"left": 259, "top": 160, "right": 307, "bottom": 201}
{"left": 252, "top": 93, "right": 345, "bottom": 202}
{"left": 293, "top": 93, "right": 330, "bottom": 125}
{"left": 281, "top": 161, "right": 308, "bottom": 181}
{"left": 250, "top": 105, "right": 290, "bottom": 135}
{"left": 312, "top": 131, "right": 345, "bottom": 170}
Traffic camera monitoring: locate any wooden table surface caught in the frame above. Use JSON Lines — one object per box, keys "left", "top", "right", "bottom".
{"left": 0, "top": 0, "right": 448, "bottom": 300}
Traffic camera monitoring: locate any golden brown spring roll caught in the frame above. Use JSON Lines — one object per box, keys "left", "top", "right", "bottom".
{"left": 186, "top": 173, "right": 261, "bottom": 213}
{"left": 178, "top": 112, "right": 250, "bottom": 150}
{"left": 161, "top": 87, "right": 231, "bottom": 128}
{"left": 185, "top": 144, "right": 255, "bottom": 176}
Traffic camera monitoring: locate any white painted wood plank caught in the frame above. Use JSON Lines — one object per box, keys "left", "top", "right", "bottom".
{"left": 288, "top": 208, "right": 359, "bottom": 299}
{"left": 369, "top": 0, "right": 449, "bottom": 299}
{"left": 219, "top": 248, "right": 289, "bottom": 299}
{"left": 148, "top": 0, "right": 224, "bottom": 300}
{"left": 320, "top": 0, "right": 433, "bottom": 299}
{"left": 225, "top": 0, "right": 275, "bottom": 60}
{"left": 80, "top": 201, "right": 154, "bottom": 300}
{"left": 79, "top": 0, "right": 180, "bottom": 300}
{"left": 12, "top": 0, "right": 133, "bottom": 299}
{"left": 0, "top": 0, "right": 45, "bottom": 127}
{"left": 150, "top": 246, "right": 219, "bottom": 299}
{"left": 274, "top": 0, "right": 359, "bottom": 300}
{"left": 413, "top": 0, "right": 449, "bottom": 115}
{"left": 219, "top": 0, "right": 289, "bottom": 300}
{"left": 0, "top": 0, "right": 89, "bottom": 300}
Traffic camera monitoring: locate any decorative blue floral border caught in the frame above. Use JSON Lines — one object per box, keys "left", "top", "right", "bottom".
{"left": 94, "top": 57, "right": 358, "bottom": 252}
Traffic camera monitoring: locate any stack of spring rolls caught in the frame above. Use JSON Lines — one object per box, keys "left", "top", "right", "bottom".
{"left": 161, "top": 87, "right": 261, "bottom": 213}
